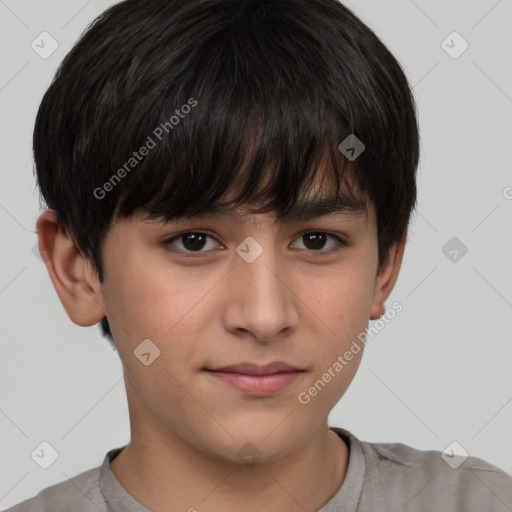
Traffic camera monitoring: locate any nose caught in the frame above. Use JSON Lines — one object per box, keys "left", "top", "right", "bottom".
{"left": 222, "top": 241, "right": 299, "bottom": 342}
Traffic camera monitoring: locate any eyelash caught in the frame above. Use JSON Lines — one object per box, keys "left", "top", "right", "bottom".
{"left": 162, "top": 231, "right": 348, "bottom": 258}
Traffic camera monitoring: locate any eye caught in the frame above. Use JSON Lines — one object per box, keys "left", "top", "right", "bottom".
{"left": 163, "top": 230, "right": 346, "bottom": 257}
{"left": 292, "top": 232, "right": 346, "bottom": 254}
{"left": 163, "top": 231, "right": 220, "bottom": 257}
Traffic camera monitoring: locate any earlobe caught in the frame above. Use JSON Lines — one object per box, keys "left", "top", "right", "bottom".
{"left": 369, "top": 235, "right": 407, "bottom": 320}
{"left": 36, "top": 210, "right": 106, "bottom": 327}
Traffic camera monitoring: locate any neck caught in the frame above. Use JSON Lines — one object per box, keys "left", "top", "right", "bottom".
{"left": 110, "top": 380, "right": 349, "bottom": 512}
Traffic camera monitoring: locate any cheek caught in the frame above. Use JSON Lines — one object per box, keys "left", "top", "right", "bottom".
{"left": 297, "top": 257, "right": 376, "bottom": 402}
{"left": 312, "top": 263, "right": 376, "bottom": 339}
{"left": 102, "top": 254, "right": 227, "bottom": 413}
{"left": 102, "top": 249, "right": 221, "bottom": 345}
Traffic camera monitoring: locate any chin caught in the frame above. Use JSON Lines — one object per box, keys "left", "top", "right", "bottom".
{"left": 205, "top": 438, "right": 289, "bottom": 466}
{"left": 197, "top": 422, "right": 301, "bottom": 466}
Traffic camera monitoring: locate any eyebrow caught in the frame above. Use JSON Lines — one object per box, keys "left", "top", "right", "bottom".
{"left": 169, "top": 194, "right": 368, "bottom": 225}
{"left": 280, "top": 195, "right": 367, "bottom": 223}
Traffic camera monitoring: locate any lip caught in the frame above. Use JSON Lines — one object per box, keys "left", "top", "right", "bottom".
{"left": 204, "top": 361, "right": 304, "bottom": 396}
{"left": 206, "top": 361, "right": 301, "bottom": 375}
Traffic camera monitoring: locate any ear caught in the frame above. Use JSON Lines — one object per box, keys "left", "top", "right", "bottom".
{"left": 36, "top": 210, "right": 105, "bottom": 327}
{"left": 369, "top": 234, "right": 406, "bottom": 320}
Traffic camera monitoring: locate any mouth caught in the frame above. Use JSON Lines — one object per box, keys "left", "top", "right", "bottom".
{"left": 204, "top": 361, "right": 305, "bottom": 396}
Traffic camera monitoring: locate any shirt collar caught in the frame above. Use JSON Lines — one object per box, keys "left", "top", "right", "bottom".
{"left": 98, "top": 426, "right": 366, "bottom": 512}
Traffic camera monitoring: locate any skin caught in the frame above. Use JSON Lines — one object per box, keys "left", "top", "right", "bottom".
{"left": 36, "top": 181, "right": 405, "bottom": 512}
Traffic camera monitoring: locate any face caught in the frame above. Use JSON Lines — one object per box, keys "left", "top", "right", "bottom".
{"left": 37, "top": 184, "right": 404, "bottom": 464}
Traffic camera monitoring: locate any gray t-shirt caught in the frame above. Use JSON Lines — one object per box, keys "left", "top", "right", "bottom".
{"left": 6, "top": 427, "right": 512, "bottom": 511}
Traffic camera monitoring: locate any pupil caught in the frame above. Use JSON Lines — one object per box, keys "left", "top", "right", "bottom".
{"left": 183, "top": 233, "right": 206, "bottom": 251}
{"left": 304, "top": 232, "right": 326, "bottom": 250}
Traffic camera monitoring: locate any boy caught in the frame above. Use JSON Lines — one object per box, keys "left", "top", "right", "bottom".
{"left": 8, "top": 0, "right": 512, "bottom": 510}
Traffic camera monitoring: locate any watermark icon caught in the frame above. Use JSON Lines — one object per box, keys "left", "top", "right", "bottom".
{"left": 441, "top": 31, "right": 469, "bottom": 60}
{"left": 441, "top": 441, "right": 469, "bottom": 469}
{"left": 93, "top": 98, "right": 198, "bottom": 200}
{"left": 298, "top": 301, "right": 402, "bottom": 405}
{"left": 32, "top": 241, "right": 44, "bottom": 262}
{"left": 31, "top": 441, "right": 59, "bottom": 469}
{"left": 442, "top": 237, "right": 468, "bottom": 263}
{"left": 338, "top": 134, "right": 365, "bottom": 161}
{"left": 31, "top": 32, "right": 59, "bottom": 59}
{"left": 503, "top": 186, "right": 512, "bottom": 200}
{"left": 134, "top": 339, "right": 161, "bottom": 366}
{"left": 236, "top": 236, "right": 264, "bottom": 263}
{"left": 237, "top": 442, "right": 262, "bottom": 467}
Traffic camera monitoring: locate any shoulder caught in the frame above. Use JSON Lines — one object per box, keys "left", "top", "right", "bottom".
{"left": 4, "top": 466, "right": 106, "bottom": 512}
{"left": 332, "top": 427, "right": 512, "bottom": 511}
{"left": 362, "top": 436, "right": 512, "bottom": 510}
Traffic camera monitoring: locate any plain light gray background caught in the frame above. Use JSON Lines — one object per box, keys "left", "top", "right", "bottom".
{"left": 1, "top": 0, "right": 512, "bottom": 508}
